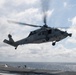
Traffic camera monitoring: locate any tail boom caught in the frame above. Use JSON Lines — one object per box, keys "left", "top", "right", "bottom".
{"left": 3, "top": 39, "right": 16, "bottom": 47}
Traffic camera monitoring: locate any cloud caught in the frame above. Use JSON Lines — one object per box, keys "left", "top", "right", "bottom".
{"left": 0, "top": 0, "right": 5, "bottom": 8}
{"left": 63, "top": 2, "right": 67, "bottom": 7}
{"left": 67, "top": 16, "right": 76, "bottom": 44}
{"left": 12, "top": 0, "right": 38, "bottom": 6}
{"left": 71, "top": 16, "right": 76, "bottom": 25}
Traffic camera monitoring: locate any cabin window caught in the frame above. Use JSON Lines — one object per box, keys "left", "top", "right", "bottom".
{"left": 48, "top": 30, "right": 52, "bottom": 34}
{"left": 38, "top": 32, "right": 42, "bottom": 35}
{"left": 61, "top": 31, "right": 65, "bottom": 34}
{"left": 55, "top": 29, "right": 58, "bottom": 31}
{"left": 42, "top": 31, "right": 45, "bottom": 35}
{"left": 38, "top": 31, "right": 45, "bottom": 35}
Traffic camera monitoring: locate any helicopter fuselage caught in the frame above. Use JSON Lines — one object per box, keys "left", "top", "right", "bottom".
{"left": 22, "top": 27, "right": 71, "bottom": 44}
{"left": 3, "top": 26, "right": 72, "bottom": 49}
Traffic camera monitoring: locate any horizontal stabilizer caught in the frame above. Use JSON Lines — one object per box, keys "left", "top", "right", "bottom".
{"left": 3, "top": 39, "right": 16, "bottom": 47}
{"left": 3, "top": 34, "right": 18, "bottom": 49}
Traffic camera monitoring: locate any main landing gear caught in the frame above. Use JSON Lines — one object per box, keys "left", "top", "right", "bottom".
{"left": 52, "top": 42, "right": 56, "bottom": 46}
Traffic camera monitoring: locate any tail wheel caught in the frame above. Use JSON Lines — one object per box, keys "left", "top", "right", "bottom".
{"left": 15, "top": 45, "right": 18, "bottom": 50}
{"left": 52, "top": 42, "right": 56, "bottom": 46}
{"left": 15, "top": 47, "right": 17, "bottom": 50}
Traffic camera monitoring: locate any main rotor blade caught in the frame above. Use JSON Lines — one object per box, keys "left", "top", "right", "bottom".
{"left": 43, "top": 13, "right": 47, "bottom": 25}
{"left": 41, "top": 0, "right": 50, "bottom": 25}
{"left": 8, "top": 20, "right": 42, "bottom": 27}
{"left": 54, "top": 27, "right": 69, "bottom": 29}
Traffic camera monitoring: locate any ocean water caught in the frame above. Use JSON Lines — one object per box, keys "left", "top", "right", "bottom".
{"left": 0, "top": 62, "right": 76, "bottom": 75}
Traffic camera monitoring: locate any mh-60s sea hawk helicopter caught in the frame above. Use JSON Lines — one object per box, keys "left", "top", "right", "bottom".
{"left": 3, "top": 0, "right": 72, "bottom": 49}
{"left": 3, "top": 14, "right": 72, "bottom": 49}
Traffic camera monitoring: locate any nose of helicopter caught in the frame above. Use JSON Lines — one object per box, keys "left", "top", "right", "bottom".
{"left": 68, "top": 33, "right": 72, "bottom": 37}
{"left": 64, "top": 32, "right": 72, "bottom": 37}
{"left": 61, "top": 31, "right": 72, "bottom": 37}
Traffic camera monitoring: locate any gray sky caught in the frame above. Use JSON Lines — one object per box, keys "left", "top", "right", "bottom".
{"left": 0, "top": 0, "right": 76, "bottom": 62}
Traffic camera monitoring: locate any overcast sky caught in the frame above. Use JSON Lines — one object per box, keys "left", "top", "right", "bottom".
{"left": 0, "top": 0, "right": 76, "bottom": 62}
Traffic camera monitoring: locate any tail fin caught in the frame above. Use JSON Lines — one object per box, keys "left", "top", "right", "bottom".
{"left": 3, "top": 34, "right": 18, "bottom": 49}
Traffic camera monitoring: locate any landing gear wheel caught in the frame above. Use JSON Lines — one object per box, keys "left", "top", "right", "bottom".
{"left": 8, "top": 34, "right": 12, "bottom": 38}
{"left": 52, "top": 42, "right": 56, "bottom": 46}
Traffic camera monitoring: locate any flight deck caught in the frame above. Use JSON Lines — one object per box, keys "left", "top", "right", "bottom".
{"left": 0, "top": 64, "right": 76, "bottom": 75}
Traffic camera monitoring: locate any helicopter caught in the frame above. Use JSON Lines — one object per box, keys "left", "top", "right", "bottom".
{"left": 3, "top": 1, "right": 72, "bottom": 49}
{"left": 3, "top": 16, "right": 72, "bottom": 49}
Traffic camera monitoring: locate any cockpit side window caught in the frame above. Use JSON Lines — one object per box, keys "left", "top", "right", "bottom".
{"left": 61, "top": 31, "right": 65, "bottom": 34}
{"left": 48, "top": 29, "right": 52, "bottom": 34}
{"left": 55, "top": 29, "right": 58, "bottom": 31}
{"left": 38, "top": 31, "right": 45, "bottom": 35}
